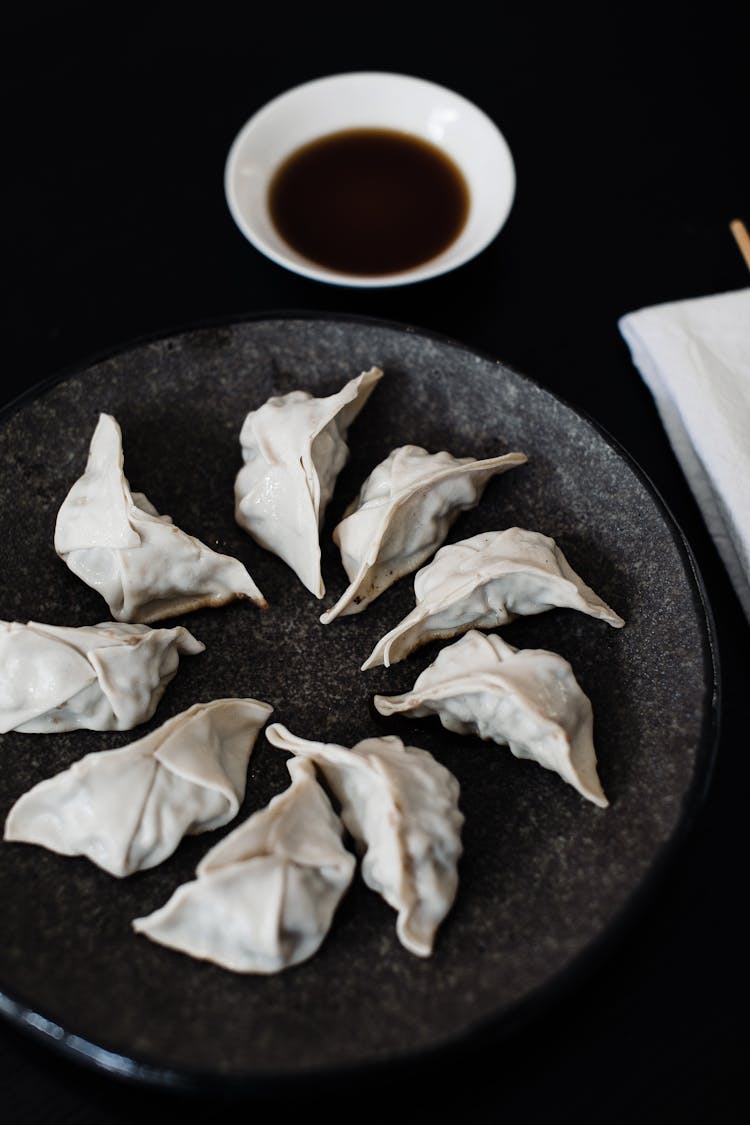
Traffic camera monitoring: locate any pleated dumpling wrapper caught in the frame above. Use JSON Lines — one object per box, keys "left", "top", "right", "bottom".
{"left": 363, "top": 528, "right": 624, "bottom": 669}
{"left": 0, "top": 620, "right": 204, "bottom": 733}
{"left": 55, "top": 413, "right": 266, "bottom": 623}
{"left": 234, "top": 367, "right": 384, "bottom": 598}
{"left": 265, "top": 723, "right": 464, "bottom": 957}
{"left": 4, "top": 698, "right": 273, "bottom": 876}
{"left": 320, "top": 445, "right": 527, "bottom": 624}
{"left": 374, "top": 630, "right": 608, "bottom": 807}
{"left": 133, "top": 756, "right": 355, "bottom": 973}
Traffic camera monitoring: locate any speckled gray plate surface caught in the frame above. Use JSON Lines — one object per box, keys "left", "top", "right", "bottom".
{"left": 0, "top": 314, "right": 716, "bottom": 1086}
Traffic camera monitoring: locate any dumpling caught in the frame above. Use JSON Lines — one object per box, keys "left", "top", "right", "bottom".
{"left": 265, "top": 722, "right": 464, "bottom": 957}
{"left": 0, "top": 619, "right": 204, "bottom": 733}
{"left": 374, "top": 630, "right": 608, "bottom": 807}
{"left": 54, "top": 413, "right": 266, "bottom": 623}
{"left": 234, "top": 367, "right": 384, "bottom": 597}
{"left": 363, "top": 528, "right": 624, "bottom": 669}
{"left": 133, "top": 756, "right": 355, "bottom": 973}
{"left": 320, "top": 445, "right": 527, "bottom": 624}
{"left": 4, "top": 698, "right": 273, "bottom": 876}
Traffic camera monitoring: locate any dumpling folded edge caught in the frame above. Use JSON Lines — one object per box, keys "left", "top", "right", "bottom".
{"left": 320, "top": 451, "right": 528, "bottom": 624}
{"left": 132, "top": 756, "right": 356, "bottom": 973}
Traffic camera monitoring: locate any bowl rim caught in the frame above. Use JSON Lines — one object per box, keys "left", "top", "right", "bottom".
{"left": 223, "top": 71, "right": 516, "bottom": 288}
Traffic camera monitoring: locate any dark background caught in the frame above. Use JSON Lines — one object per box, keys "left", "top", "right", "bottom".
{"left": 1, "top": 5, "right": 747, "bottom": 1122}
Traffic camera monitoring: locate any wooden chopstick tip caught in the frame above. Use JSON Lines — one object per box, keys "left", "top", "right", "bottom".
{"left": 729, "top": 218, "right": 750, "bottom": 272}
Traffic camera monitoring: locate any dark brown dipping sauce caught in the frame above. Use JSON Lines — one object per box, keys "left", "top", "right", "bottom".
{"left": 268, "top": 128, "right": 470, "bottom": 276}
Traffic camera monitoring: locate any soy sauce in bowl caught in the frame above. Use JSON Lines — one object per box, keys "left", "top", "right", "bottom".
{"left": 268, "top": 128, "right": 470, "bottom": 276}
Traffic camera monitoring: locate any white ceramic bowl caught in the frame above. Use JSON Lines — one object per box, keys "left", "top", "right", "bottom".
{"left": 224, "top": 72, "right": 516, "bottom": 287}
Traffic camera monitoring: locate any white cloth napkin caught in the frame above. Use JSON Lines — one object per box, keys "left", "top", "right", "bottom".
{"left": 619, "top": 288, "right": 750, "bottom": 621}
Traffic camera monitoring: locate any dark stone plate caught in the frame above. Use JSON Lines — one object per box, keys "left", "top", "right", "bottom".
{"left": 0, "top": 314, "right": 717, "bottom": 1088}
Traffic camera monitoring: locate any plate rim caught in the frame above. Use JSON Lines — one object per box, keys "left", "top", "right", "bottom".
{"left": 0, "top": 309, "right": 721, "bottom": 1092}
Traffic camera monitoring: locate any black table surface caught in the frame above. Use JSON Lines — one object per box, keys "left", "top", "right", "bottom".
{"left": 1, "top": 7, "right": 747, "bottom": 1123}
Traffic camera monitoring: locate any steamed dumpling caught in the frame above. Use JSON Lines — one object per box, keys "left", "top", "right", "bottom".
{"left": 266, "top": 722, "right": 464, "bottom": 957}
{"left": 321, "top": 445, "right": 527, "bottom": 623}
{"left": 0, "top": 619, "right": 204, "bottom": 733}
{"left": 234, "top": 367, "right": 384, "bottom": 597}
{"left": 4, "top": 698, "right": 273, "bottom": 876}
{"left": 55, "top": 413, "right": 265, "bottom": 623}
{"left": 374, "top": 630, "right": 608, "bottom": 807}
{"left": 363, "top": 528, "right": 624, "bottom": 669}
{"left": 133, "top": 756, "right": 355, "bottom": 973}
